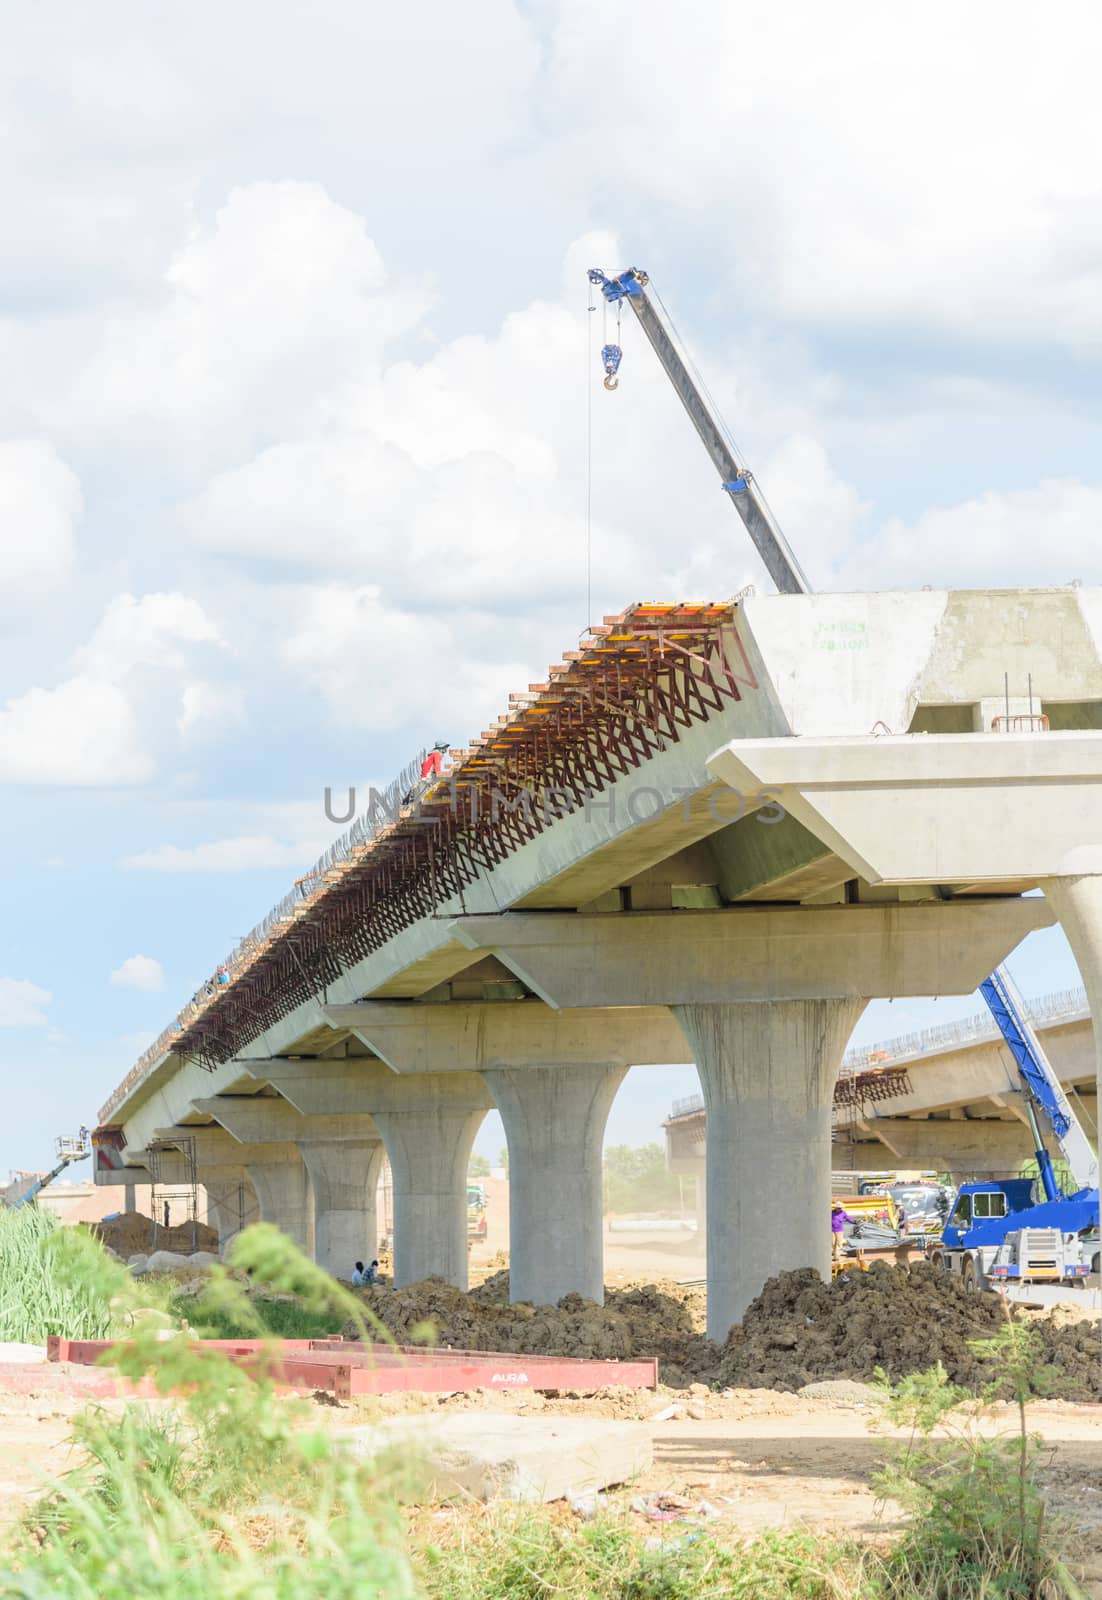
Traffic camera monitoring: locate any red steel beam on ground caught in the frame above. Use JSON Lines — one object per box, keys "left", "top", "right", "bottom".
{"left": 46, "top": 1336, "right": 658, "bottom": 1393}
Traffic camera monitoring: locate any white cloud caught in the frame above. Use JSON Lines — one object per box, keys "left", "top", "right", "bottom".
{"left": 0, "top": 440, "right": 81, "bottom": 591}
{"left": 840, "top": 479, "right": 1102, "bottom": 589}
{"left": 78, "top": 592, "right": 220, "bottom": 680}
{"left": 110, "top": 954, "right": 166, "bottom": 992}
{"left": 0, "top": 675, "right": 152, "bottom": 785}
{"left": 548, "top": 0, "right": 1102, "bottom": 347}
{"left": 177, "top": 680, "right": 244, "bottom": 737}
{"left": 0, "top": 977, "right": 51, "bottom": 1027}
{"left": 121, "top": 834, "right": 317, "bottom": 873}
{"left": 282, "top": 584, "right": 529, "bottom": 734}
{"left": 69, "top": 182, "right": 429, "bottom": 444}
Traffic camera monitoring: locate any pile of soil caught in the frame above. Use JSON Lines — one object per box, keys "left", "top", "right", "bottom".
{"left": 348, "top": 1262, "right": 1101, "bottom": 1399}
{"left": 88, "top": 1211, "right": 217, "bottom": 1258}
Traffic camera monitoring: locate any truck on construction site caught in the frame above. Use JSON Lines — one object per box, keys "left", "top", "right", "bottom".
{"left": 928, "top": 969, "right": 1100, "bottom": 1297}
{"left": 587, "top": 264, "right": 1101, "bottom": 1305}
{"left": 467, "top": 1183, "right": 488, "bottom": 1243}
{"left": 3, "top": 1135, "right": 90, "bottom": 1210}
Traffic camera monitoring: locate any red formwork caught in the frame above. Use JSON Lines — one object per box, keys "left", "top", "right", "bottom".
{"left": 45, "top": 1336, "right": 658, "bottom": 1397}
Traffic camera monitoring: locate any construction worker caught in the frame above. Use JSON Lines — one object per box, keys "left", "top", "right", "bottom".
{"left": 831, "top": 1202, "right": 855, "bottom": 1263}
{"left": 403, "top": 743, "right": 451, "bottom": 808}
{"left": 351, "top": 1260, "right": 368, "bottom": 1285}
{"left": 420, "top": 742, "right": 450, "bottom": 781}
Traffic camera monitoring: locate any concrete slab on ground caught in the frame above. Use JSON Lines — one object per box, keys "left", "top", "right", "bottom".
{"left": 338, "top": 1412, "right": 653, "bottom": 1503}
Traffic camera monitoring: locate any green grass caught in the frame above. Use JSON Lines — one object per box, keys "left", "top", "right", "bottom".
{"left": 417, "top": 1514, "right": 874, "bottom": 1599}
{"left": 177, "top": 1296, "right": 346, "bottom": 1340}
{"left": 0, "top": 1206, "right": 115, "bottom": 1344}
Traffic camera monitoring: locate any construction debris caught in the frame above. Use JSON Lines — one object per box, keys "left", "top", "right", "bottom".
{"left": 88, "top": 1212, "right": 217, "bottom": 1259}
{"left": 348, "top": 1263, "right": 1101, "bottom": 1399}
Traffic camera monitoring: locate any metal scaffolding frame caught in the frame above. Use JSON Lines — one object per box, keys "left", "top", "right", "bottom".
{"left": 147, "top": 1136, "right": 199, "bottom": 1253}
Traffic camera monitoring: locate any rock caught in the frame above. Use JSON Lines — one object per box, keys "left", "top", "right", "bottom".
{"left": 338, "top": 1413, "right": 653, "bottom": 1504}
{"left": 128, "top": 1253, "right": 149, "bottom": 1271}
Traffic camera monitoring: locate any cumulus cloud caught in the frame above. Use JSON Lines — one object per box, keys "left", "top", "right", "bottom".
{"left": 78, "top": 592, "right": 221, "bottom": 680}
{"left": 0, "top": 676, "right": 152, "bottom": 785}
{"left": 839, "top": 479, "right": 1102, "bottom": 590}
{"left": 548, "top": 0, "right": 1102, "bottom": 346}
{"left": 0, "top": 440, "right": 81, "bottom": 591}
{"left": 110, "top": 954, "right": 166, "bottom": 992}
{"left": 0, "top": 977, "right": 51, "bottom": 1027}
{"left": 0, "top": 591, "right": 221, "bottom": 785}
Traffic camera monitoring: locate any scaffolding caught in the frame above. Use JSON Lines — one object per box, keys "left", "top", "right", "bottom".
{"left": 147, "top": 1136, "right": 199, "bottom": 1252}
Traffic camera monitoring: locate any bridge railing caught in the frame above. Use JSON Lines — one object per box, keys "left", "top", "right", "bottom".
{"left": 838, "top": 985, "right": 1089, "bottom": 1074}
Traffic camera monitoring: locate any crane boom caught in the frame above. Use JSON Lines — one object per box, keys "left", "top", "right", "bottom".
{"left": 980, "top": 968, "right": 1099, "bottom": 1195}
{"left": 587, "top": 268, "right": 811, "bottom": 596}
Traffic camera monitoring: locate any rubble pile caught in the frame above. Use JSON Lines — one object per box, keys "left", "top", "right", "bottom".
{"left": 89, "top": 1211, "right": 218, "bottom": 1259}
{"left": 350, "top": 1262, "right": 1100, "bottom": 1399}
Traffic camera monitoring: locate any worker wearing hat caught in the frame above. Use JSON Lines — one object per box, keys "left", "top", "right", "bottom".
{"left": 420, "top": 741, "right": 450, "bottom": 781}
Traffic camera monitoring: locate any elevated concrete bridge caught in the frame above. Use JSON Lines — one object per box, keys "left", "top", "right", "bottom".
{"left": 666, "top": 987, "right": 1098, "bottom": 1189}
{"left": 93, "top": 587, "right": 1102, "bottom": 1339}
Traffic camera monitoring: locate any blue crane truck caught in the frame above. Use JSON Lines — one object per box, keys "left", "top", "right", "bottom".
{"left": 934, "top": 969, "right": 1099, "bottom": 1294}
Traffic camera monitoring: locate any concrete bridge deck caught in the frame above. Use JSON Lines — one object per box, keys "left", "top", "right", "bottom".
{"left": 92, "top": 585, "right": 1102, "bottom": 1339}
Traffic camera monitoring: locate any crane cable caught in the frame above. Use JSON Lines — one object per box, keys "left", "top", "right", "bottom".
{"left": 586, "top": 276, "right": 595, "bottom": 627}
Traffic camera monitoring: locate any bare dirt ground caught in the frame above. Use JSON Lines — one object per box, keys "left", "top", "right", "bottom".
{"left": 3, "top": 1383, "right": 1099, "bottom": 1565}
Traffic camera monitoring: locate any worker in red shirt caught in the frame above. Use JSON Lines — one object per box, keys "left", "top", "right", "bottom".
{"left": 420, "top": 742, "right": 450, "bottom": 780}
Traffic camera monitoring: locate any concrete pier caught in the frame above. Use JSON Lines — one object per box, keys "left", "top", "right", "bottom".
{"left": 372, "top": 1099, "right": 485, "bottom": 1289}
{"left": 675, "top": 999, "right": 865, "bottom": 1341}
{"left": 485, "top": 1062, "right": 626, "bottom": 1306}
{"left": 298, "top": 1139, "right": 385, "bottom": 1278}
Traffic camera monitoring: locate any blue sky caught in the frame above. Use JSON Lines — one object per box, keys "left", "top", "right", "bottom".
{"left": 2, "top": 0, "right": 1100, "bottom": 1176}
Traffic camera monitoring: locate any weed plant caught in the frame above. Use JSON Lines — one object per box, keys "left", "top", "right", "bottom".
{"left": 0, "top": 1207, "right": 115, "bottom": 1343}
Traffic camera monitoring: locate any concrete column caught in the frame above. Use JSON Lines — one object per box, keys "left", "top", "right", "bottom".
{"left": 200, "top": 1165, "right": 258, "bottom": 1253}
{"left": 246, "top": 1150, "right": 313, "bottom": 1254}
{"left": 484, "top": 1062, "right": 626, "bottom": 1306}
{"left": 1046, "top": 876, "right": 1102, "bottom": 1080}
{"left": 372, "top": 1104, "right": 485, "bottom": 1289}
{"left": 297, "top": 1138, "right": 385, "bottom": 1279}
{"left": 693, "top": 1172, "right": 707, "bottom": 1244}
{"left": 674, "top": 998, "right": 865, "bottom": 1342}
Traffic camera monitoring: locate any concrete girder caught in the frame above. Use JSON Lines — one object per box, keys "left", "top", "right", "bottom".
{"left": 449, "top": 902, "right": 1053, "bottom": 1010}
{"left": 320, "top": 1000, "right": 688, "bottom": 1074}
{"left": 839, "top": 1116, "right": 1057, "bottom": 1173}
{"left": 707, "top": 731, "right": 1102, "bottom": 888}
{"left": 237, "top": 1061, "right": 494, "bottom": 1119}
{"left": 190, "top": 1098, "right": 379, "bottom": 1147}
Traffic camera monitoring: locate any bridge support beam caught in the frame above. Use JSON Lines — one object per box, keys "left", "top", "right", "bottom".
{"left": 674, "top": 998, "right": 866, "bottom": 1342}
{"left": 231, "top": 1067, "right": 494, "bottom": 1289}
{"left": 485, "top": 1062, "right": 627, "bottom": 1306}
{"left": 191, "top": 1099, "right": 384, "bottom": 1279}
{"left": 322, "top": 1004, "right": 683, "bottom": 1305}
{"left": 1045, "top": 876, "right": 1102, "bottom": 1105}
{"left": 298, "top": 1140, "right": 385, "bottom": 1279}
{"left": 199, "top": 1165, "right": 258, "bottom": 1253}
{"left": 245, "top": 1150, "right": 313, "bottom": 1254}
{"left": 372, "top": 1100, "right": 484, "bottom": 1290}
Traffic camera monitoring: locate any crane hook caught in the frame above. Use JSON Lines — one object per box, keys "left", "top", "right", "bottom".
{"left": 600, "top": 342, "right": 622, "bottom": 391}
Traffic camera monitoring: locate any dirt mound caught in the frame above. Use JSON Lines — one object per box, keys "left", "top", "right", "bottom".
{"left": 347, "top": 1263, "right": 1100, "bottom": 1399}
{"left": 88, "top": 1211, "right": 217, "bottom": 1259}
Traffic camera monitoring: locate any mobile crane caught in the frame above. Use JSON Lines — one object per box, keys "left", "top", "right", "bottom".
{"left": 588, "top": 264, "right": 1101, "bottom": 1299}
{"left": 6, "top": 1136, "right": 90, "bottom": 1210}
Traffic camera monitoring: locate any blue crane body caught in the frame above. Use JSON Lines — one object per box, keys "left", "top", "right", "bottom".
{"left": 589, "top": 262, "right": 1100, "bottom": 1294}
